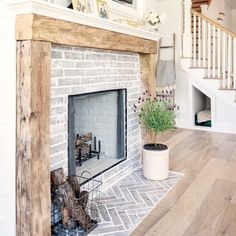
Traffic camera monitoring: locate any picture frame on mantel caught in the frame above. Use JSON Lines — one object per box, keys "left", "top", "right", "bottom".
{"left": 87, "top": 0, "right": 96, "bottom": 14}
{"left": 72, "top": 0, "right": 97, "bottom": 14}
{"left": 72, "top": 0, "right": 87, "bottom": 13}
{"left": 96, "top": 0, "right": 109, "bottom": 19}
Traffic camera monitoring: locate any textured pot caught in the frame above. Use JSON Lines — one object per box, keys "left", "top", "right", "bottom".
{"left": 143, "top": 143, "right": 169, "bottom": 180}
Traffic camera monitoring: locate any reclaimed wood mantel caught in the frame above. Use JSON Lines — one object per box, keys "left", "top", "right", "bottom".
{"left": 16, "top": 13, "right": 158, "bottom": 54}
{"left": 15, "top": 3, "right": 160, "bottom": 235}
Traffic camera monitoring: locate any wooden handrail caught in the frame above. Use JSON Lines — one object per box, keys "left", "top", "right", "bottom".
{"left": 208, "top": 0, "right": 212, "bottom": 6}
{"left": 191, "top": 9, "right": 236, "bottom": 38}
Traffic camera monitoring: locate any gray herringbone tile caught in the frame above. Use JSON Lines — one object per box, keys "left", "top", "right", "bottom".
{"left": 89, "top": 169, "right": 183, "bottom": 236}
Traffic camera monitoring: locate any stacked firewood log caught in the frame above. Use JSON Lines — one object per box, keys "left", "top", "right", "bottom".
{"left": 75, "top": 133, "right": 92, "bottom": 157}
{"left": 51, "top": 168, "right": 94, "bottom": 231}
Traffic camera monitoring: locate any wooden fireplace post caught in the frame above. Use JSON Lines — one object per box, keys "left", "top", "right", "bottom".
{"left": 16, "top": 40, "right": 51, "bottom": 236}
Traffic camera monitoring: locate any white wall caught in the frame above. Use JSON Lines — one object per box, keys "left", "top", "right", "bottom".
{"left": 232, "top": 8, "right": 236, "bottom": 32}
{"left": 0, "top": 1, "right": 16, "bottom": 236}
{"left": 224, "top": 0, "right": 232, "bottom": 30}
{"left": 206, "top": 0, "right": 224, "bottom": 22}
{"left": 145, "top": 0, "right": 192, "bottom": 128}
{"left": 205, "top": 0, "right": 236, "bottom": 32}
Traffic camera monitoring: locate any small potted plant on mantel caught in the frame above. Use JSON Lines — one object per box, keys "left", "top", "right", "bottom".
{"left": 133, "top": 90, "right": 178, "bottom": 180}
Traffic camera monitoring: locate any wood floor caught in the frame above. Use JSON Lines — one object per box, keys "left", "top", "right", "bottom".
{"left": 131, "top": 128, "right": 236, "bottom": 236}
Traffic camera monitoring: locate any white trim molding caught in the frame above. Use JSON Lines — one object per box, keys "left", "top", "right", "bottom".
{"left": 7, "top": 0, "right": 161, "bottom": 41}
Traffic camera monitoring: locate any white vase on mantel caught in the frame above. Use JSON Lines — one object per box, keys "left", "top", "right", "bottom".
{"left": 145, "top": 23, "right": 160, "bottom": 33}
{"left": 44, "top": 0, "right": 71, "bottom": 8}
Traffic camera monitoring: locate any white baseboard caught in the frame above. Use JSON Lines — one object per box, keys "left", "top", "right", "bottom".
{"left": 176, "top": 118, "right": 236, "bottom": 134}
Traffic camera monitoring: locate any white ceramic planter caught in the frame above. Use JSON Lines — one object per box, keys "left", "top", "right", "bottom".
{"left": 143, "top": 144, "right": 169, "bottom": 180}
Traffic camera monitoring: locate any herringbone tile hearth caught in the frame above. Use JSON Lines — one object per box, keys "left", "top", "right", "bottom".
{"left": 89, "top": 169, "right": 183, "bottom": 236}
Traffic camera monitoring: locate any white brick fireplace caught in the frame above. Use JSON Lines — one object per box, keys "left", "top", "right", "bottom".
{"left": 5, "top": 1, "right": 160, "bottom": 234}
{"left": 50, "top": 45, "right": 141, "bottom": 189}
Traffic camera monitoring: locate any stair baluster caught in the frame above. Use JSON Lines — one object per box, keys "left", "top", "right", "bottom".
{"left": 234, "top": 38, "right": 236, "bottom": 89}
{"left": 227, "top": 35, "right": 232, "bottom": 89}
{"left": 191, "top": 9, "right": 236, "bottom": 90}
{"left": 202, "top": 19, "right": 206, "bottom": 67}
{"left": 222, "top": 32, "right": 226, "bottom": 88}
{"left": 193, "top": 14, "right": 197, "bottom": 66}
{"left": 212, "top": 25, "right": 216, "bottom": 78}
{"left": 217, "top": 28, "right": 221, "bottom": 78}
{"left": 207, "top": 22, "right": 211, "bottom": 78}
{"left": 198, "top": 16, "right": 201, "bottom": 67}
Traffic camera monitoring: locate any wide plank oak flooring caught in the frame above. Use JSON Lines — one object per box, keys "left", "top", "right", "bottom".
{"left": 131, "top": 128, "right": 236, "bottom": 236}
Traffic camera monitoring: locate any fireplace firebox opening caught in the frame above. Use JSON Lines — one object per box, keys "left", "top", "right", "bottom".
{"left": 68, "top": 89, "right": 127, "bottom": 179}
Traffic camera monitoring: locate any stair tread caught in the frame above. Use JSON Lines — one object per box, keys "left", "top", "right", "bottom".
{"left": 219, "top": 88, "right": 236, "bottom": 91}
{"left": 203, "top": 77, "right": 222, "bottom": 80}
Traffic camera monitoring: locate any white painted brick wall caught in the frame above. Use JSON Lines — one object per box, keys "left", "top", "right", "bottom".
{"left": 51, "top": 45, "right": 142, "bottom": 188}
{"left": 0, "top": 1, "right": 16, "bottom": 235}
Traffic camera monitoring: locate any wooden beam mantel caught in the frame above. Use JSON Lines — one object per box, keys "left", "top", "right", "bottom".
{"left": 16, "top": 14, "right": 158, "bottom": 54}
{"left": 16, "top": 11, "right": 159, "bottom": 236}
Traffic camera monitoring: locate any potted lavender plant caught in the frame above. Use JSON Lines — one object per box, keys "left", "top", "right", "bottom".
{"left": 133, "top": 90, "right": 178, "bottom": 180}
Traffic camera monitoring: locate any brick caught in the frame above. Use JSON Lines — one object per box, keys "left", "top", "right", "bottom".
{"left": 76, "top": 61, "right": 94, "bottom": 68}
{"left": 118, "top": 211, "right": 133, "bottom": 229}
{"left": 86, "top": 68, "right": 102, "bottom": 76}
{"left": 107, "top": 208, "right": 122, "bottom": 226}
{"left": 64, "top": 69, "right": 85, "bottom": 77}
{"left": 50, "top": 134, "right": 64, "bottom": 146}
{"left": 50, "top": 124, "right": 67, "bottom": 135}
{"left": 117, "top": 55, "right": 130, "bottom": 61}
{"left": 53, "top": 45, "right": 73, "bottom": 51}
{"left": 80, "top": 77, "right": 98, "bottom": 84}
{"left": 91, "top": 225, "right": 125, "bottom": 234}
{"left": 118, "top": 68, "right": 130, "bottom": 75}
{"left": 111, "top": 62, "right": 124, "bottom": 68}
{"left": 51, "top": 50, "right": 63, "bottom": 59}
{"left": 51, "top": 106, "right": 67, "bottom": 116}
{"left": 123, "top": 63, "right": 132, "bottom": 68}
{"left": 97, "top": 204, "right": 110, "bottom": 222}
{"left": 51, "top": 69, "right": 63, "bottom": 78}
{"left": 50, "top": 143, "right": 67, "bottom": 155}
{"left": 58, "top": 77, "right": 81, "bottom": 86}
{"left": 103, "top": 54, "right": 117, "bottom": 61}
{"left": 99, "top": 76, "right": 114, "bottom": 83}
{"left": 113, "top": 75, "right": 127, "bottom": 81}
{"left": 103, "top": 68, "right": 117, "bottom": 75}
{"left": 64, "top": 51, "right": 84, "bottom": 59}
{"left": 51, "top": 97, "right": 64, "bottom": 106}
{"left": 86, "top": 53, "right": 102, "bottom": 60}
{"left": 50, "top": 115, "right": 65, "bottom": 126}
{"left": 103, "top": 230, "right": 132, "bottom": 236}
{"left": 52, "top": 60, "right": 75, "bottom": 69}
{"left": 51, "top": 87, "right": 70, "bottom": 96}
{"left": 51, "top": 152, "right": 64, "bottom": 164}
{"left": 112, "top": 186, "right": 123, "bottom": 198}
{"left": 50, "top": 160, "right": 67, "bottom": 172}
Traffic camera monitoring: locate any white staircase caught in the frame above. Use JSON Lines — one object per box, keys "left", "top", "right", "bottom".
{"left": 191, "top": 9, "right": 236, "bottom": 92}
{"left": 181, "top": 0, "right": 236, "bottom": 133}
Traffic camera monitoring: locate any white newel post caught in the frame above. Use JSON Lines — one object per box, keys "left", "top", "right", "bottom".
{"left": 182, "top": 0, "right": 192, "bottom": 58}
{"left": 201, "top": 4, "right": 208, "bottom": 16}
